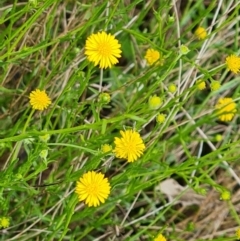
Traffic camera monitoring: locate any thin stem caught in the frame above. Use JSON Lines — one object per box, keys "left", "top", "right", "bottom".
{"left": 99, "top": 68, "right": 103, "bottom": 92}
{"left": 2, "top": 109, "right": 35, "bottom": 170}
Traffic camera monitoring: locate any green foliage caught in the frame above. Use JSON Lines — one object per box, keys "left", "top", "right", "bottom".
{"left": 0, "top": 0, "right": 240, "bottom": 240}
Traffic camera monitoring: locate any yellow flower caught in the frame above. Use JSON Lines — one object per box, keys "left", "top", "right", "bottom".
{"left": 215, "top": 97, "right": 237, "bottom": 122}
{"left": 154, "top": 233, "right": 167, "bottom": 241}
{"left": 236, "top": 228, "right": 240, "bottom": 240}
{"left": 101, "top": 144, "right": 112, "bottom": 153}
{"left": 114, "top": 130, "right": 145, "bottom": 162}
{"left": 145, "top": 49, "right": 161, "bottom": 65}
{"left": 220, "top": 190, "right": 231, "bottom": 201}
{"left": 75, "top": 171, "right": 111, "bottom": 207}
{"left": 196, "top": 79, "right": 206, "bottom": 90}
{"left": 210, "top": 81, "right": 221, "bottom": 91}
{"left": 29, "top": 89, "right": 51, "bottom": 110}
{"left": 149, "top": 95, "right": 162, "bottom": 110}
{"left": 156, "top": 113, "right": 166, "bottom": 124}
{"left": 215, "top": 134, "right": 223, "bottom": 142}
{"left": 194, "top": 27, "right": 207, "bottom": 40}
{"left": 168, "top": 84, "right": 177, "bottom": 93}
{"left": 0, "top": 217, "right": 10, "bottom": 228}
{"left": 85, "top": 31, "right": 122, "bottom": 69}
{"left": 226, "top": 54, "right": 240, "bottom": 74}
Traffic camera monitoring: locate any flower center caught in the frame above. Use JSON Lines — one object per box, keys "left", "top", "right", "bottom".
{"left": 152, "top": 53, "right": 159, "bottom": 59}
{"left": 233, "top": 61, "right": 238, "bottom": 67}
{"left": 98, "top": 42, "right": 111, "bottom": 56}
{"left": 125, "top": 142, "right": 135, "bottom": 153}
{"left": 87, "top": 183, "right": 98, "bottom": 195}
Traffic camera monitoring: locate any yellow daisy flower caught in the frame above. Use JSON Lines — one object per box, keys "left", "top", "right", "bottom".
{"left": 0, "top": 217, "right": 10, "bottom": 228}
{"left": 236, "top": 228, "right": 240, "bottom": 240}
{"left": 196, "top": 79, "right": 206, "bottom": 90}
{"left": 29, "top": 89, "right": 51, "bottom": 110}
{"left": 114, "top": 130, "right": 145, "bottom": 162}
{"left": 144, "top": 48, "right": 160, "bottom": 65}
{"left": 156, "top": 113, "right": 166, "bottom": 124}
{"left": 215, "top": 97, "right": 237, "bottom": 122}
{"left": 85, "top": 31, "right": 122, "bottom": 69}
{"left": 215, "top": 134, "right": 223, "bottom": 142}
{"left": 101, "top": 144, "right": 112, "bottom": 153}
{"left": 210, "top": 81, "right": 221, "bottom": 91}
{"left": 194, "top": 27, "right": 207, "bottom": 40}
{"left": 75, "top": 171, "right": 111, "bottom": 207}
{"left": 220, "top": 190, "right": 231, "bottom": 201}
{"left": 225, "top": 54, "right": 240, "bottom": 74}
{"left": 149, "top": 95, "right": 162, "bottom": 110}
{"left": 168, "top": 84, "right": 177, "bottom": 93}
{"left": 154, "top": 233, "right": 167, "bottom": 241}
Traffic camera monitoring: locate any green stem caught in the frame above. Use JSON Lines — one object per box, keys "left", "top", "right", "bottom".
{"left": 7, "top": 109, "right": 35, "bottom": 167}
{"left": 228, "top": 200, "right": 240, "bottom": 225}
{"left": 23, "top": 109, "right": 35, "bottom": 133}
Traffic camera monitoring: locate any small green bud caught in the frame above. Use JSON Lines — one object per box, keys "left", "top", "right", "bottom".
{"left": 29, "top": 0, "right": 38, "bottom": 7}
{"left": 180, "top": 45, "right": 190, "bottom": 55}
{"left": 15, "top": 174, "right": 23, "bottom": 180}
{"left": 40, "top": 149, "right": 48, "bottom": 161}
{"left": 168, "top": 15, "right": 175, "bottom": 23}
{"left": 23, "top": 138, "right": 34, "bottom": 145}
{"left": 98, "top": 93, "right": 111, "bottom": 104}
{"left": 39, "top": 134, "right": 50, "bottom": 143}
{"left": 73, "top": 47, "right": 81, "bottom": 54}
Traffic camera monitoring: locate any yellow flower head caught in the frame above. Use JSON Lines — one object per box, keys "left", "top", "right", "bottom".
{"left": 75, "top": 171, "right": 111, "bottom": 207}
{"left": 236, "top": 228, "right": 240, "bottom": 240}
{"left": 154, "top": 233, "right": 167, "bottom": 241}
{"left": 85, "top": 31, "right": 122, "bottom": 69}
{"left": 226, "top": 54, "right": 240, "bottom": 74}
{"left": 220, "top": 190, "right": 231, "bottom": 201}
{"left": 114, "top": 130, "right": 145, "bottom": 162}
{"left": 215, "top": 134, "right": 223, "bottom": 142}
{"left": 196, "top": 79, "right": 206, "bottom": 90}
{"left": 29, "top": 89, "right": 51, "bottom": 110}
{"left": 145, "top": 49, "right": 160, "bottom": 65}
{"left": 156, "top": 113, "right": 166, "bottom": 124}
{"left": 0, "top": 217, "right": 10, "bottom": 228}
{"left": 101, "top": 144, "right": 112, "bottom": 153}
{"left": 210, "top": 81, "right": 221, "bottom": 91}
{"left": 215, "top": 97, "right": 237, "bottom": 122}
{"left": 195, "top": 27, "right": 207, "bottom": 40}
{"left": 149, "top": 95, "right": 162, "bottom": 110}
{"left": 168, "top": 84, "right": 177, "bottom": 93}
